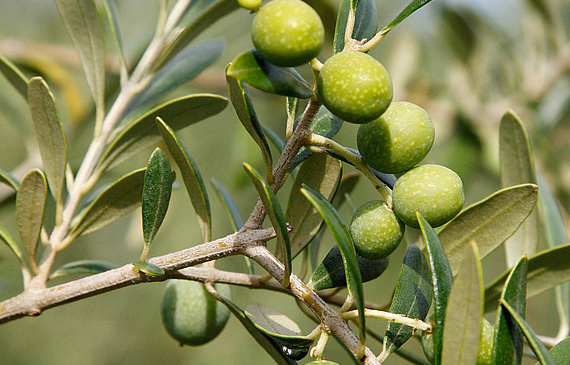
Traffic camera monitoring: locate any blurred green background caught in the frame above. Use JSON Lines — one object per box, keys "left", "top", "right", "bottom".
{"left": 0, "top": 0, "right": 568, "bottom": 364}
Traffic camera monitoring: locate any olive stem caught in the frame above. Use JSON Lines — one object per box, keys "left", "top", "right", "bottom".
{"left": 358, "top": 27, "right": 390, "bottom": 53}
{"left": 306, "top": 324, "right": 323, "bottom": 341}
{"left": 310, "top": 328, "right": 331, "bottom": 360}
{"left": 341, "top": 309, "right": 433, "bottom": 332}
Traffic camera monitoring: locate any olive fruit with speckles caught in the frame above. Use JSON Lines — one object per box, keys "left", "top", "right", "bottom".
{"left": 251, "top": 0, "right": 324, "bottom": 67}
{"left": 317, "top": 51, "right": 393, "bottom": 124}
{"left": 161, "top": 280, "right": 231, "bottom": 346}
{"left": 238, "top": 0, "right": 262, "bottom": 10}
{"left": 392, "top": 164, "right": 464, "bottom": 228}
{"left": 357, "top": 101, "right": 435, "bottom": 174}
{"left": 349, "top": 200, "right": 405, "bottom": 260}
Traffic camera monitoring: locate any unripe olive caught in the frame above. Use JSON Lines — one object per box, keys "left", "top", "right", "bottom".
{"left": 251, "top": 0, "right": 324, "bottom": 67}
{"left": 161, "top": 280, "right": 231, "bottom": 346}
{"left": 357, "top": 101, "right": 435, "bottom": 174}
{"left": 317, "top": 51, "right": 393, "bottom": 124}
{"left": 392, "top": 164, "right": 464, "bottom": 228}
{"left": 349, "top": 200, "right": 405, "bottom": 260}
{"left": 238, "top": 0, "right": 262, "bottom": 10}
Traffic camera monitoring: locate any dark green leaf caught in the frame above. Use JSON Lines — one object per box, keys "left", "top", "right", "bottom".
{"left": 226, "top": 50, "right": 313, "bottom": 99}
{"left": 300, "top": 184, "right": 365, "bottom": 344}
{"left": 501, "top": 300, "right": 555, "bottom": 365}
{"left": 156, "top": 118, "right": 211, "bottom": 242}
{"left": 142, "top": 148, "right": 172, "bottom": 246}
{"left": 132, "top": 260, "right": 165, "bottom": 276}
{"left": 99, "top": 94, "right": 227, "bottom": 171}
{"left": 492, "top": 256, "right": 528, "bottom": 365}
{"left": 50, "top": 260, "right": 118, "bottom": 279}
{"left": 382, "top": 245, "right": 432, "bottom": 357}
{"left": 438, "top": 184, "right": 538, "bottom": 274}
{"left": 484, "top": 244, "right": 570, "bottom": 312}
{"left": 418, "top": 213, "right": 453, "bottom": 365}
{"left": 125, "top": 39, "right": 225, "bottom": 118}
{"left": 71, "top": 169, "right": 146, "bottom": 237}
{"left": 0, "top": 167, "right": 19, "bottom": 190}
{"left": 0, "top": 226, "right": 27, "bottom": 269}
{"left": 211, "top": 178, "right": 243, "bottom": 232}
{"left": 380, "top": 0, "right": 433, "bottom": 37}
{"left": 0, "top": 55, "right": 28, "bottom": 99}
{"left": 539, "top": 337, "right": 570, "bottom": 365}
{"left": 28, "top": 77, "right": 68, "bottom": 203}
{"left": 227, "top": 76, "right": 273, "bottom": 183}
{"left": 309, "top": 245, "right": 388, "bottom": 290}
{"left": 261, "top": 124, "right": 285, "bottom": 153}
{"left": 54, "top": 0, "right": 105, "bottom": 119}
{"left": 244, "top": 163, "right": 291, "bottom": 287}
{"left": 441, "top": 242, "right": 483, "bottom": 365}
{"left": 333, "top": 0, "right": 378, "bottom": 53}
{"left": 286, "top": 153, "right": 341, "bottom": 258}
{"left": 16, "top": 169, "right": 47, "bottom": 267}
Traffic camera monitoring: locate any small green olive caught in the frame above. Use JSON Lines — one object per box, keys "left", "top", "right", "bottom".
{"left": 238, "top": 0, "right": 262, "bottom": 10}
{"left": 317, "top": 50, "right": 393, "bottom": 124}
{"left": 251, "top": 0, "right": 324, "bottom": 67}
{"left": 357, "top": 101, "right": 435, "bottom": 174}
{"left": 349, "top": 200, "right": 405, "bottom": 260}
{"left": 392, "top": 164, "right": 464, "bottom": 228}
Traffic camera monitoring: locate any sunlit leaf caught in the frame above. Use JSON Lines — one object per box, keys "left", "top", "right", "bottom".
{"left": 438, "top": 183, "right": 538, "bottom": 274}
{"left": 227, "top": 76, "right": 273, "bottom": 183}
{"left": 157, "top": 118, "right": 211, "bottom": 242}
{"left": 383, "top": 245, "right": 432, "bottom": 357}
{"left": 28, "top": 77, "right": 68, "bottom": 203}
{"left": 492, "top": 256, "right": 528, "bottom": 365}
{"left": 227, "top": 49, "right": 312, "bottom": 99}
{"left": 71, "top": 169, "right": 146, "bottom": 237}
{"left": 301, "top": 184, "right": 365, "bottom": 344}
{"left": 16, "top": 169, "right": 47, "bottom": 268}
{"left": 50, "top": 260, "right": 118, "bottom": 279}
{"left": 244, "top": 163, "right": 291, "bottom": 287}
{"left": 142, "top": 148, "right": 172, "bottom": 246}
{"left": 333, "top": 0, "right": 378, "bottom": 53}
{"left": 99, "top": 94, "right": 227, "bottom": 171}
{"left": 0, "top": 167, "right": 19, "bottom": 190}
{"left": 0, "top": 55, "right": 28, "bottom": 99}
{"left": 132, "top": 260, "right": 165, "bottom": 276}
{"left": 418, "top": 213, "right": 453, "bottom": 365}
{"left": 441, "top": 242, "right": 483, "bottom": 365}
{"left": 286, "top": 153, "right": 341, "bottom": 258}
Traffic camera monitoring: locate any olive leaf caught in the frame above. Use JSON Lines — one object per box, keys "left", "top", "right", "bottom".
{"left": 132, "top": 260, "right": 165, "bottom": 276}
{"left": 0, "top": 167, "right": 19, "bottom": 191}
{"left": 492, "top": 256, "right": 528, "bottom": 365}
{"left": 261, "top": 124, "right": 285, "bottom": 153}
{"left": 0, "top": 226, "right": 28, "bottom": 272}
{"left": 332, "top": 172, "right": 360, "bottom": 211}
{"left": 16, "top": 169, "right": 47, "bottom": 270}
{"left": 333, "top": 0, "right": 378, "bottom": 53}
{"left": 211, "top": 178, "right": 243, "bottom": 232}
{"left": 28, "top": 77, "right": 68, "bottom": 204}
{"left": 438, "top": 183, "right": 538, "bottom": 274}
{"left": 226, "top": 49, "right": 313, "bottom": 99}
{"left": 0, "top": 55, "right": 28, "bottom": 99}
{"left": 538, "top": 337, "right": 570, "bottom": 365}
{"left": 156, "top": 118, "right": 211, "bottom": 242}
{"left": 286, "top": 153, "right": 342, "bottom": 258}
{"left": 142, "top": 148, "right": 172, "bottom": 247}
{"left": 441, "top": 242, "right": 484, "bottom": 365}
{"left": 50, "top": 260, "right": 118, "bottom": 279}
{"left": 102, "top": 0, "right": 128, "bottom": 81}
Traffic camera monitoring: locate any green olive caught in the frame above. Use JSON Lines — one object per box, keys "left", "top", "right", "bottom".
{"left": 161, "top": 280, "right": 231, "bottom": 346}
{"left": 392, "top": 164, "right": 464, "bottom": 228}
{"left": 238, "top": 0, "right": 262, "bottom": 10}
{"left": 317, "top": 50, "right": 393, "bottom": 124}
{"left": 357, "top": 101, "right": 435, "bottom": 173}
{"left": 251, "top": 0, "right": 324, "bottom": 67}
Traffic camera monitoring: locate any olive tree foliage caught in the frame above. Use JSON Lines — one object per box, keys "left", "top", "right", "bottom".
{"left": 0, "top": 0, "right": 569, "bottom": 364}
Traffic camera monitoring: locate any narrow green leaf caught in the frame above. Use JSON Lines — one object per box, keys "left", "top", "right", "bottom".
{"left": 383, "top": 244, "right": 432, "bottom": 356}
{"left": 102, "top": 0, "right": 128, "bottom": 80}
{"left": 418, "top": 213, "right": 453, "bottom": 365}
{"left": 500, "top": 109, "right": 538, "bottom": 266}
{"left": 54, "top": 0, "right": 105, "bottom": 120}
{"left": 50, "top": 260, "right": 118, "bottom": 279}
{"left": 539, "top": 337, "right": 570, "bottom": 365}
{"left": 243, "top": 163, "right": 291, "bottom": 287}
{"left": 71, "top": 169, "right": 146, "bottom": 237}
{"left": 484, "top": 244, "right": 570, "bottom": 312}
{"left": 16, "top": 169, "right": 47, "bottom": 267}
{"left": 142, "top": 148, "right": 172, "bottom": 246}
{"left": 99, "top": 94, "right": 227, "bottom": 171}
{"left": 333, "top": 0, "right": 378, "bottom": 53}
{"left": 132, "top": 260, "right": 165, "bottom": 276}
{"left": 227, "top": 76, "right": 273, "bottom": 183}
{"left": 441, "top": 242, "right": 484, "bottom": 365}
{"left": 286, "top": 97, "right": 298, "bottom": 126}
{"left": 124, "top": 39, "right": 225, "bottom": 118}
{"left": 332, "top": 172, "right": 360, "bottom": 210}
{"left": 156, "top": 118, "right": 211, "bottom": 242}
{"left": 300, "top": 184, "right": 365, "bottom": 344}
{"left": 438, "top": 183, "right": 538, "bottom": 274}
{"left": 286, "top": 154, "right": 341, "bottom": 258}
{"left": 0, "top": 167, "right": 19, "bottom": 190}
{"left": 381, "top": 0, "right": 433, "bottom": 36}
{"left": 261, "top": 124, "right": 285, "bottom": 153}
{"left": 0, "top": 226, "right": 27, "bottom": 270}
{"left": 211, "top": 178, "right": 243, "bottom": 232}
{"left": 28, "top": 77, "right": 68, "bottom": 203}
{"left": 226, "top": 50, "right": 313, "bottom": 99}
{"left": 308, "top": 245, "right": 389, "bottom": 290}
{"left": 492, "top": 256, "right": 528, "bottom": 365}
{"left": 501, "top": 300, "right": 555, "bottom": 365}
{"left": 0, "top": 55, "right": 28, "bottom": 99}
